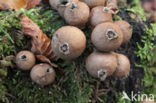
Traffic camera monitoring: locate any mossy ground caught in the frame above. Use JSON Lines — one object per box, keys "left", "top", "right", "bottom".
{"left": 0, "top": 0, "right": 156, "bottom": 103}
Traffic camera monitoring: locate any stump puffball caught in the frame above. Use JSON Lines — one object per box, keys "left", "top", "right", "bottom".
{"left": 15, "top": 51, "right": 36, "bottom": 70}
{"left": 91, "top": 22, "right": 123, "bottom": 51}
{"left": 85, "top": 51, "right": 117, "bottom": 81}
{"left": 30, "top": 63, "right": 56, "bottom": 86}
{"left": 52, "top": 26, "right": 86, "bottom": 60}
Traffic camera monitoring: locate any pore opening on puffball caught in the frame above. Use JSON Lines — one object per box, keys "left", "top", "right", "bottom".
{"left": 21, "top": 55, "right": 27, "bottom": 60}
{"left": 60, "top": 0, "right": 70, "bottom": 6}
{"left": 98, "top": 69, "right": 108, "bottom": 81}
{"left": 59, "top": 43, "right": 70, "bottom": 55}
{"left": 71, "top": 3, "right": 78, "bottom": 9}
{"left": 106, "top": 29, "right": 118, "bottom": 40}
{"left": 47, "top": 68, "right": 54, "bottom": 73}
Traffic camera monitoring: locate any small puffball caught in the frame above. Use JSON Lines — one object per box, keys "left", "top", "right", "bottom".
{"left": 30, "top": 63, "right": 56, "bottom": 86}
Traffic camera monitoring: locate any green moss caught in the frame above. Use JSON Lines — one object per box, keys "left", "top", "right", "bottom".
{"left": 127, "top": 0, "right": 147, "bottom": 21}
{"left": 136, "top": 23, "right": 156, "bottom": 100}
{"left": 4, "top": 61, "right": 93, "bottom": 103}
{"left": 129, "top": 0, "right": 156, "bottom": 101}
{"left": 0, "top": 6, "right": 93, "bottom": 103}
{"left": 0, "top": 85, "right": 9, "bottom": 103}
{"left": 116, "top": 0, "right": 156, "bottom": 102}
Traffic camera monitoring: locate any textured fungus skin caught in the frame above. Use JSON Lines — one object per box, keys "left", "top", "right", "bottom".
{"left": 115, "top": 20, "right": 133, "bottom": 44}
{"left": 113, "top": 53, "right": 131, "bottom": 79}
{"left": 57, "top": 0, "right": 79, "bottom": 17}
{"left": 90, "top": 6, "right": 113, "bottom": 27}
{"left": 49, "top": 0, "right": 79, "bottom": 10}
{"left": 91, "top": 22, "right": 123, "bottom": 51}
{"left": 85, "top": 52, "right": 117, "bottom": 80}
{"left": 15, "top": 51, "right": 36, "bottom": 70}
{"left": 30, "top": 63, "right": 56, "bottom": 86}
{"left": 52, "top": 26, "right": 86, "bottom": 60}
{"left": 80, "top": 0, "right": 106, "bottom": 8}
{"left": 106, "top": 0, "right": 118, "bottom": 14}
{"left": 64, "top": 1, "right": 90, "bottom": 27}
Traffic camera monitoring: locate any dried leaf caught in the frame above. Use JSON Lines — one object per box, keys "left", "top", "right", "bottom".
{"left": 36, "top": 55, "right": 58, "bottom": 68}
{"left": 20, "top": 16, "right": 58, "bottom": 61}
{"left": 36, "top": 55, "right": 64, "bottom": 74}
{"left": 0, "top": 0, "right": 41, "bottom": 10}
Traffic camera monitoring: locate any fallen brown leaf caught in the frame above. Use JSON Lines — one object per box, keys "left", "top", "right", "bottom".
{"left": 20, "top": 16, "right": 58, "bottom": 61}
{"left": 36, "top": 55, "right": 58, "bottom": 68}
{"left": 0, "top": 0, "right": 41, "bottom": 10}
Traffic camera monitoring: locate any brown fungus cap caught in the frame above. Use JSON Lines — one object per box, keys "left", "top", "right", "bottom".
{"left": 106, "top": 0, "right": 118, "bottom": 14}
{"left": 57, "top": 0, "right": 79, "bottom": 17}
{"left": 64, "top": 1, "right": 90, "bottom": 27}
{"left": 85, "top": 51, "right": 117, "bottom": 81}
{"left": 30, "top": 63, "right": 56, "bottom": 86}
{"left": 49, "top": 0, "right": 75, "bottom": 10}
{"left": 113, "top": 53, "right": 131, "bottom": 79}
{"left": 80, "top": 0, "right": 106, "bottom": 8}
{"left": 15, "top": 50, "right": 36, "bottom": 70}
{"left": 91, "top": 22, "right": 123, "bottom": 52}
{"left": 90, "top": 6, "right": 113, "bottom": 27}
{"left": 114, "top": 20, "right": 133, "bottom": 44}
{"left": 52, "top": 26, "right": 86, "bottom": 60}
